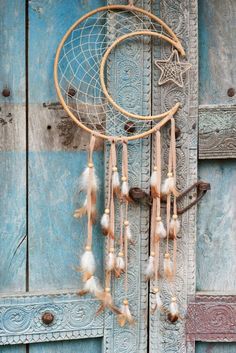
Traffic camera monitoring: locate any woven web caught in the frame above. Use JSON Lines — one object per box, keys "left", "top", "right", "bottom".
{"left": 57, "top": 8, "right": 173, "bottom": 138}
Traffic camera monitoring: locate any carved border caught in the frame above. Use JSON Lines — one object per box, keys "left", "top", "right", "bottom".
{"left": 150, "top": 0, "right": 198, "bottom": 352}
{"left": 104, "top": 1, "right": 151, "bottom": 352}
{"left": 199, "top": 105, "right": 236, "bottom": 159}
{"left": 0, "top": 292, "right": 107, "bottom": 345}
{"left": 186, "top": 295, "right": 236, "bottom": 343}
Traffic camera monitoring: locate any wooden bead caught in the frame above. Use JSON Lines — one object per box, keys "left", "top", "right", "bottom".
{"left": 124, "top": 220, "right": 129, "bottom": 226}
{"left": 105, "top": 208, "right": 110, "bottom": 214}
{"left": 167, "top": 172, "right": 173, "bottom": 177}
{"left": 121, "top": 176, "right": 127, "bottom": 181}
{"left": 153, "top": 166, "right": 157, "bottom": 171}
{"left": 156, "top": 216, "right": 162, "bottom": 222}
{"left": 123, "top": 299, "right": 128, "bottom": 305}
{"left": 153, "top": 287, "right": 159, "bottom": 293}
{"left": 118, "top": 252, "right": 124, "bottom": 257}
{"left": 105, "top": 287, "right": 111, "bottom": 293}
{"left": 85, "top": 245, "right": 91, "bottom": 251}
{"left": 112, "top": 166, "right": 117, "bottom": 172}
{"left": 151, "top": 251, "right": 155, "bottom": 257}
{"left": 165, "top": 253, "right": 170, "bottom": 259}
{"left": 173, "top": 214, "right": 178, "bottom": 220}
{"left": 88, "top": 162, "right": 94, "bottom": 168}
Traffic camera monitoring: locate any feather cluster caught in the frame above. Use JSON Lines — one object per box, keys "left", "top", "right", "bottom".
{"left": 150, "top": 168, "right": 160, "bottom": 197}
{"left": 112, "top": 167, "right": 120, "bottom": 195}
{"left": 78, "top": 275, "right": 102, "bottom": 296}
{"left": 100, "top": 209, "right": 110, "bottom": 236}
{"left": 169, "top": 215, "right": 180, "bottom": 239}
{"left": 124, "top": 221, "right": 132, "bottom": 242}
{"left": 115, "top": 252, "right": 125, "bottom": 278}
{"left": 155, "top": 217, "right": 167, "bottom": 240}
{"left": 121, "top": 177, "right": 131, "bottom": 202}
{"left": 168, "top": 297, "right": 179, "bottom": 322}
{"left": 96, "top": 289, "right": 121, "bottom": 315}
{"left": 80, "top": 248, "right": 95, "bottom": 276}
{"left": 145, "top": 253, "right": 155, "bottom": 280}
{"left": 164, "top": 253, "right": 173, "bottom": 280}
{"left": 152, "top": 288, "right": 163, "bottom": 313}
{"left": 162, "top": 173, "right": 179, "bottom": 197}
{"left": 117, "top": 300, "right": 135, "bottom": 327}
{"left": 106, "top": 250, "right": 116, "bottom": 272}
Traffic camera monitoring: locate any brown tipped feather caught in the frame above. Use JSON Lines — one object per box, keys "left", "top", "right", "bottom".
{"left": 151, "top": 186, "right": 160, "bottom": 198}
{"left": 115, "top": 267, "right": 124, "bottom": 278}
{"left": 167, "top": 313, "right": 179, "bottom": 323}
{"left": 74, "top": 206, "right": 87, "bottom": 219}
{"left": 77, "top": 289, "right": 88, "bottom": 296}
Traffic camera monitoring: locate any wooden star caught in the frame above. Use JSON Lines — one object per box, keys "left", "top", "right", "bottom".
{"left": 155, "top": 50, "right": 192, "bottom": 88}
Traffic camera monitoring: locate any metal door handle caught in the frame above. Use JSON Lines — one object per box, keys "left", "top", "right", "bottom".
{"left": 129, "top": 181, "right": 210, "bottom": 214}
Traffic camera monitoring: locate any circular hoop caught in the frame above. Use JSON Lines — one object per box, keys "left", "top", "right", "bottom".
{"left": 54, "top": 4, "right": 183, "bottom": 141}
{"left": 100, "top": 30, "right": 182, "bottom": 120}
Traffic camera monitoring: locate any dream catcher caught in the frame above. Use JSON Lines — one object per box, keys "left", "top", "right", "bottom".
{"left": 54, "top": 3, "right": 191, "bottom": 326}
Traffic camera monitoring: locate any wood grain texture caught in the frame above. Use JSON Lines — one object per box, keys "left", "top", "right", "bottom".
{"left": 199, "top": 105, "right": 236, "bottom": 159}
{"left": 199, "top": 0, "right": 236, "bottom": 105}
{"left": 29, "top": 338, "right": 102, "bottom": 353}
{"left": 196, "top": 342, "right": 236, "bottom": 353}
{"left": 0, "top": 1, "right": 26, "bottom": 297}
{"left": 197, "top": 160, "right": 236, "bottom": 292}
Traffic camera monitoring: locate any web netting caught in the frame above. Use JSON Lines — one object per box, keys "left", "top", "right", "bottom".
{"left": 56, "top": 7, "right": 174, "bottom": 138}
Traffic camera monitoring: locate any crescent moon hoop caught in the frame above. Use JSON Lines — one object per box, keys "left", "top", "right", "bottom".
{"left": 54, "top": 4, "right": 185, "bottom": 141}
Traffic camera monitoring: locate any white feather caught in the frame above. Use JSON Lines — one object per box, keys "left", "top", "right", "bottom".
{"left": 116, "top": 255, "right": 125, "bottom": 270}
{"left": 121, "top": 181, "right": 129, "bottom": 196}
{"left": 145, "top": 255, "right": 155, "bottom": 279}
{"left": 79, "top": 167, "right": 98, "bottom": 192}
{"left": 150, "top": 170, "right": 158, "bottom": 187}
{"left": 125, "top": 224, "right": 132, "bottom": 241}
{"left": 101, "top": 212, "right": 109, "bottom": 229}
{"left": 155, "top": 291, "right": 163, "bottom": 310}
{"left": 106, "top": 252, "right": 116, "bottom": 271}
{"left": 122, "top": 303, "right": 133, "bottom": 320}
{"left": 169, "top": 299, "right": 179, "bottom": 316}
{"left": 170, "top": 217, "right": 180, "bottom": 236}
{"left": 81, "top": 250, "right": 95, "bottom": 274}
{"left": 83, "top": 276, "right": 102, "bottom": 294}
{"left": 112, "top": 171, "right": 120, "bottom": 190}
{"left": 162, "top": 176, "right": 175, "bottom": 195}
{"left": 155, "top": 220, "right": 167, "bottom": 239}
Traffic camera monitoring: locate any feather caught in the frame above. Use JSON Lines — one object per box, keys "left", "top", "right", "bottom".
{"left": 74, "top": 197, "right": 96, "bottom": 223}
{"left": 152, "top": 288, "right": 163, "bottom": 313}
{"left": 101, "top": 209, "right": 110, "bottom": 236}
{"left": 164, "top": 253, "right": 173, "bottom": 280}
{"left": 150, "top": 168, "right": 160, "bottom": 198}
{"left": 121, "top": 179, "right": 132, "bottom": 202}
{"left": 124, "top": 221, "right": 133, "bottom": 243}
{"left": 145, "top": 254, "right": 155, "bottom": 280}
{"left": 168, "top": 297, "right": 179, "bottom": 322}
{"left": 162, "top": 173, "right": 180, "bottom": 197}
{"left": 117, "top": 300, "right": 135, "bottom": 327}
{"left": 155, "top": 217, "right": 167, "bottom": 240}
{"left": 169, "top": 215, "right": 180, "bottom": 239}
{"left": 79, "top": 166, "right": 98, "bottom": 194}
{"left": 115, "top": 252, "right": 125, "bottom": 278}
{"left": 112, "top": 167, "right": 120, "bottom": 195}
{"left": 80, "top": 248, "right": 95, "bottom": 275}
{"left": 78, "top": 275, "right": 102, "bottom": 296}
{"left": 106, "top": 250, "right": 116, "bottom": 272}
{"left": 96, "top": 288, "right": 121, "bottom": 315}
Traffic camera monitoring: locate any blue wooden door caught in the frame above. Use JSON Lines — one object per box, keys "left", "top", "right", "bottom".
{"left": 0, "top": 1, "right": 235, "bottom": 353}
{"left": 0, "top": 1, "right": 150, "bottom": 352}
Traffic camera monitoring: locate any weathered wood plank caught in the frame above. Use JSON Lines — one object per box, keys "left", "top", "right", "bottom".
{"left": 199, "top": 105, "right": 236, "bottom": 159}
{"left": 29, "top": 338, "right": 102, "bottom": 353}
{"left": 0, "top": 291, "right": 105, "bottom": 345}
{"left": 196, "top": 343, "right": 236, "bottom": 353}
{"left": 199, "top": 0, "right": 236, "bottom": 105}
{"left": 197, "top": 160, "right": 236, "bottom": 292}
{"left": 28, "top": 1, "right": 105, "bottom": 351}
{"left": 0, "top": 1, "right": 26, "bottom": 297}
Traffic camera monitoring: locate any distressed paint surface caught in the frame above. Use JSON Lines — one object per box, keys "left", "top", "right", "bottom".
{"left": 27, "top": 0, "right": 105, "bottom": 352}
{"left": 197, "top": 160, "right": 236, "bottom": 292}
{"left": 196, "top": 342, "right": 236, "bottom": 353}
{"left": 199, "top": 0, "right": 236, "bottom": 105}
{"left": 28, "top": 152, "right": 104, "bottom": 291}
{"left": 29, "top": 338, "right": 102, "bottom": 353}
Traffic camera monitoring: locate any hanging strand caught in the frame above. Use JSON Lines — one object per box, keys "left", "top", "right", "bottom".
{"left": 78, "top": 135, "right": 102, "bottom": 297}
{"left": 97, "top": 140, "right": 121, "bottom": 315}
{"left": 117, "top": 140, "right": 134, "bottom": 326}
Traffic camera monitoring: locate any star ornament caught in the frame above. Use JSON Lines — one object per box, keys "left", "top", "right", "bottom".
{"left": 155, "top": 50, "right": 192, "bottom": 88}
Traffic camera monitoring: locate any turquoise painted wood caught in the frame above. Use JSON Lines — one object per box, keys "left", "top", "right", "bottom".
{"left": 196, "top": 342, "right": 236, "bottom": 353}
{"left": 0, "top": 1, "right": 26, "bottom": 353}
{"left": 197, "top": 160, "right": 236, "bottom": 292}
{"left": 28, "top": 1, "right": 105, "bottom": 352}
{"left": 199, "top": 0, "right": 236, "bottom": 105}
